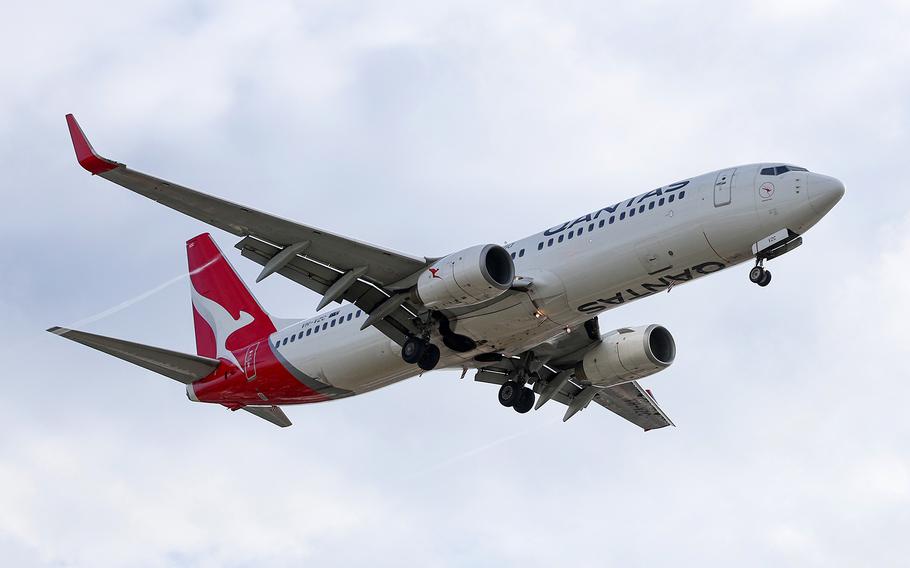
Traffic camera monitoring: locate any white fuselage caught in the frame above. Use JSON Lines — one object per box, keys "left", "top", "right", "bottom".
{"left": 268, "top": 163, "right": 844, "bottom": 395}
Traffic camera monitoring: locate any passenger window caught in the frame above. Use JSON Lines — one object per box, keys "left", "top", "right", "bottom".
{"left": 659, "top": 197, "right": 665, "bottom": 206}
{"left": 298, "top": 332, "right": 303, "bottom": 339}
{"left": 322, "top": 323, "right": 327, "bottom": 330}
{"left": 510, "top": 252, "right": 516, "bottom": 259}
{"left": 629, "top": 208, "right": 635, "bottom": 217}
{"left": 679, "top": 190, "right": 686, "bottom": 199}
{"left": 331, "top": 320, "right": 336, "bottom": 327}
{"left": 275, "top": 342, "right": 280, "bottom": 348}
{"left": 639, "top": 204, "right": 645, "bottom": 213}
{"left": 548, "top": 238, "right": 554, "bottom": 246}
{"left": 598, "top": 219, "right": 605, "bottom": 228}
{"left": 347, "top": 313, "right": 352, "bottom": 321}
{"left": 567, "top": 232, "right": 574, "bottom": 240}
{"left": 282, "top": 338, "right": 288, "bottom": 345}
{"left": 577, "top": 228, "right": 583, "bottom": 236}
{"left": 537, "top": 242, "right": 543, "bottom": 250}
{"left": 649, "top": 201, "right": 655, "bottom": 210}
{"left": 588, "top": 223, "right": 594, "bottom": 231}
{"left": 620, "top": 212, "right": 626, "bottom": 220}
{"left": 290, "top": 335, "right": 295, "bottom": 343}
{"left": 558, "top": 235, "right": 564, "bottom": 243}
{"left": 314, "top": 326, "right": 319, "bottom": 334}
{"left": 306, "top": 329, "right": 312, "bottom": 336}
{"left": 519, "top": 249, "right": 525, "bottom": 257}
{"left": 356, "top": 310, "right": 362, "bottom": 317}
{"left": 668, "top": 194, "right": 675, "bottom": 203}
{"left": 609, "top": 216, "right": 615, "bottom": 224}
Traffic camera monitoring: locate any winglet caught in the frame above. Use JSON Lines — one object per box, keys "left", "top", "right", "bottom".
{"left": 65, "top": 114, "right": 121, "bottom": 175}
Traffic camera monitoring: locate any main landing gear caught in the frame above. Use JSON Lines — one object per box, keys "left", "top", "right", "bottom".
{"left": 749, "top": 261, "right": 772, "bottom": 287}
{"left": 401, "top": 336, "right": 441, "bottom": 371}
{"left": 498, "top": 381, "right": 535, "bottom": 414}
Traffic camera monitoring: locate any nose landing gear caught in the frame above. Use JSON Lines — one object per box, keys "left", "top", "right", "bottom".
{"left": 749, "top": 262, "right": 772, "bottom": 287}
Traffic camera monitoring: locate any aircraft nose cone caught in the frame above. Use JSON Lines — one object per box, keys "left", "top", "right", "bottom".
{"left": 808, "top": 173, "right": 845, "bottom": 217}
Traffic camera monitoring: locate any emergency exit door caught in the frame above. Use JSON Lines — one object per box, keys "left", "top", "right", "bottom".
{"left": 714, "top": 168, "right": 735, "bottom": 207}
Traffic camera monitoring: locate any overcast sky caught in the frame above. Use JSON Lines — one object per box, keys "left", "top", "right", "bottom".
{"left": 2, "top": 1, "right": 909, "bottom": 566}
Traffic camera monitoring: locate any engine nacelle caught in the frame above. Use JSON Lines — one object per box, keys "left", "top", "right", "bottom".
{"left": 575, "top": 325, "right": 676, "bottom": 387}
{"left": 415, "top": 244, "right": 515, "bottom": 309}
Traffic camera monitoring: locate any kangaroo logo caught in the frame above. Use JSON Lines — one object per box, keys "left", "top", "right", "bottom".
{"left": 191, "top": 284, "right": 254, "bottom": 368}
{"left": 429, "top": 268, "right": 442, "bottom": 279}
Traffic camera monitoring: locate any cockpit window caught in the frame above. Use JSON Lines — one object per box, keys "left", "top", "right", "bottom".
{"left": 761, "top": 165, "right": 809, "bottom": 176}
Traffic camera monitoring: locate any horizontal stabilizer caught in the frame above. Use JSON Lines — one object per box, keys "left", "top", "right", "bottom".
{"left": 241, "top": 405, "right": 292, "bottom": 427}
{"left": 48, "top": 327, "right": 220, "bottom": 384}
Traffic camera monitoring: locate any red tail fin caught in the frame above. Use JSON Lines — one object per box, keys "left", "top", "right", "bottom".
{"left": 187, "top": 234, "right": 276, "bottom": 364}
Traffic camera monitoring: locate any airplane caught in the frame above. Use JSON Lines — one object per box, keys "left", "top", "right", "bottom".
{"left": 49, "top": 114, "right": 845, "bottom": 429}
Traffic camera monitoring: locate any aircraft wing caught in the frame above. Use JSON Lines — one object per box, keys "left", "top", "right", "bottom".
{"left": 474, "top": 319, "right": 674, "bottom": 430}
{"left": 48, "top": 326, "right": 220, "bottom": 384}
{"left": 65, "top": 114, "right": 431, "bottom": 343}
{"left": 234, "top": 236, "right": 420, "bottom": 344}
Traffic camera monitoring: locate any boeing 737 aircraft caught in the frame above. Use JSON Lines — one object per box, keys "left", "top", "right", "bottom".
{"left": 50, "top": 114, "right": 845, "bottom": 429}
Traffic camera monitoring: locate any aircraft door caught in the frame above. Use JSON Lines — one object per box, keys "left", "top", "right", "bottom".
{"left": 714, "top": 168, "right": 736, "bottom": 207}
{"left": 243, "top": 343, "right": 259, "bottom": 381}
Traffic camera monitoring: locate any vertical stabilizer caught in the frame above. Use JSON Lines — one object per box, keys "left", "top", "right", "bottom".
{"left": 187, "top": 234, "right": 277, "bottom": 365}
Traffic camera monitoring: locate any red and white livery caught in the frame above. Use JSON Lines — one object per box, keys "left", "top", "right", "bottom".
{"left": 51, "top": 115, "right": 845, "bottom": 428}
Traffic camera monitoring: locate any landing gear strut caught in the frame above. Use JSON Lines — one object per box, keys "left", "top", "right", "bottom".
{"left": 749, "top": 261, "right": 772, "bottom": 287}
{"left": 401, "top": 336, "right": 441, "bottom": 370}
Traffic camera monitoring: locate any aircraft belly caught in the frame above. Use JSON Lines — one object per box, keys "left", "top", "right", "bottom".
{"left": 453, "top": 293, "right": 553, "bottom": 353}
{"left": 287, "top": 327, "right": 415, "bottom": 394}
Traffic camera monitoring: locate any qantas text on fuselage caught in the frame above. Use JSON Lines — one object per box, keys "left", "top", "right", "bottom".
{"left": 50, "top": 115, "right": 844, "bottom": 429}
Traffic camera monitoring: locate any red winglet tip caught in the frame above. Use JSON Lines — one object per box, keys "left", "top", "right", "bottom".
{"left": 65, "top": 114, "right": 119, "bottom": 175}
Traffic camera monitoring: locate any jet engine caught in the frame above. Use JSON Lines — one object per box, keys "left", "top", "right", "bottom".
{"left": 575, "top": 325, "right": 676, "bottom": 387}
{"left": 415, "top": 244, "right": 515, "bottom": 309}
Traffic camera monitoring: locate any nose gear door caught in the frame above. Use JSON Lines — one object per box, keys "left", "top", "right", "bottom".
{"left": 714, "top": 168, "right": 736, "bottom": 207}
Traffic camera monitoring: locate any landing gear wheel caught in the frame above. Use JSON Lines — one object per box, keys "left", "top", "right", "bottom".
{"left": 757, "top": 269, "right": 772, "bottom": 287}
{"left": 498, "top": 381, "right": 522, "bottom": 407}
{"left": 749, "top": 265, "right": 766, "bottom": 284}
{"left": 401, "top": 337, "right": 426, "bottom": 364}
{"left": 513, "top": 387, "right": 535, "bottom": 414}
{"left": 417, "top": 343, "right": 440, "bottom": 371}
